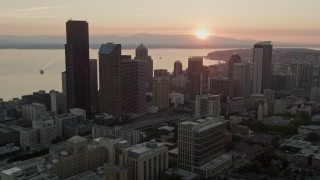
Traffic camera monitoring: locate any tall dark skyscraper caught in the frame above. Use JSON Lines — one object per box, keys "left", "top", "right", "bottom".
{"left": 121, "top": 59, "right": 146, "bottom": 114}
{"left": 99, "top": 43, "right": 122, "bottom": 116}
{"left": 135, "top": 44, "right": 153, "bottom": 91}
{"left": 90, "top": 59, "right": 98, "bottom": 114}
{"left": 228, "top": 53, "right": 241, "bottom": 80}
{"left": 252, "top": 41, "right": 273, "bottom": 94}
{"left": 174, "top": 60, "right": 182, "bottom": 77}
{"left": 188, "top": 57, "right": 203, "bottom": 100}
{"left": 65, "top": 20, "right": 91, "bottom": 116}
{"left": 233, "top": 63, "right": 250, "bottom": 97}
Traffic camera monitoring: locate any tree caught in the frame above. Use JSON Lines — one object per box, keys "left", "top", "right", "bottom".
{"left": 283, "top": 169, "right": 291, "bottom": 176}
{"left": 251, "top": 161, "right": 263, "bottom": 172}
{"left": 267, "top": 164, "right": 280, "bottom": 176}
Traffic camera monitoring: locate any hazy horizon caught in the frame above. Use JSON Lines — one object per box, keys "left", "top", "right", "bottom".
{"left": 1, "top": 0, "right": 320, "bottom": 44}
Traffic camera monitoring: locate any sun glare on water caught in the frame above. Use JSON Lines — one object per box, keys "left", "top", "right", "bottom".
{"left": 195, "top": 29, "right": 209, "bottom": 39}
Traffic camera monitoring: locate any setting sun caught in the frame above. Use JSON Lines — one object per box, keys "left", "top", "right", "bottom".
{"left": 195, "top": 29, "right": 209, "bottom": 39}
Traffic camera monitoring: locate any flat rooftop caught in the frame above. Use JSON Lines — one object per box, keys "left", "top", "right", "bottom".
{"left": 168, "top": 147, "right": 178, "bottom": 155}
{"left": 0, "top": 157, "right": 44, "bottom": 171}
{"left": 99, "top": 43, "right": 119, "bottom": 55}
{"left": 65, "top": 171, "right": 100, "bottom": 180}
{"left": 300, "top": 125, "right": 320, "bottom": 130}
{"left": 128, "top": 142, "right": 166, "bottom": 157}
{"left": 180, "top": 121, "right": 199, "bottom": 126}
{"left": 198, "top": 154, "right": 232, "bottom": 170}
{"left": 175, "top": 168, "right": 198, "bottom": 179}
{"left": 0, "top": 127, "right": 15, "bottom": 133}
{"left": 0, "top": 145, "right": 20, "bottom": 155}
{"left": 68, "top": 135, "right": 86, "bottom": 143}
{"left": 196, "top": 121, "right": 225, "bottom": 133}
{"left": 1, "top": 167, "right": 21, "bottom": 175}
{"left": 255, "top": 41, "right": 272, "bottom": 45}
{"left": 285, "top": 140, "right": 311, "bottom": 149}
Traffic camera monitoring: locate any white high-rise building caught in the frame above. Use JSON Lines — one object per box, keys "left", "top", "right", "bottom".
{"left": 195, "top": 94, "right": 220, "bottom": 118}
{"left": 252, "top": 41, "right": 273, "bottom": 94}
{"left": 274, "top": 100, "right": 287, "bottom": 115}
{"left": 178, "top": 118, "right": 231, "bottom": 179}
{"left": 101, "top": 139, "right": 168, "bottom": 180}
{"left": 50, "top": 91, "right": 67, "bottom": 115}
{"left": 22, "top": 103, "right": 47, "bottom": 121}
{"left": 311, "top": 86, "right": 320, "bottom": 103}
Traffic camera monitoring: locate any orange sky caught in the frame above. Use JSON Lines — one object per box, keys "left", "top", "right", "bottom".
{"left": 0, "top": 0, "right": 320, "bottom": 44}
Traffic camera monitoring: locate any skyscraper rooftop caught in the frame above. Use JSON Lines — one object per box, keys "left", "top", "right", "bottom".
{"left": 99, "top": 43, "right": 119, "bottom": 55}
{"left": 255, "top": 41, "right": 272, "bottom": 45}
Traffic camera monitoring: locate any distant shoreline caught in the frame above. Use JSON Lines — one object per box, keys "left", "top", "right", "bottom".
{"left": 0, "top": 44, "right": 319, "bottom": 50}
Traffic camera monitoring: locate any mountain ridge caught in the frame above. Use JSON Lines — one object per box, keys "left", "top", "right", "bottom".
{"left": 0, "top": 34, "right": 319, "bottom": 49}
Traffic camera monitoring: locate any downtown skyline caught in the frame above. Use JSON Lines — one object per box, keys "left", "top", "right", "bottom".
{"left": 0, "top": 0, "right": 320, "bottom": 44}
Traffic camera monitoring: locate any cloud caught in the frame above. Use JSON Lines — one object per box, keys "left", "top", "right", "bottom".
{"left": 12, "top": 6, "right": 59, "bottom": 12}
{"left": 0, "top": 6, "right": 66, "bottom": 19}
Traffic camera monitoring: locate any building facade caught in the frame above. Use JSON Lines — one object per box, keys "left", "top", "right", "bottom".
{"left": 99, "top": 43, "right": 122, "bottom": 116}
{"left": 228, "top": 54, "right": 241, "bottom": 80}
{"left": 65, "top": 20, "right": 91, "bottom": 116}
{"left": 89, "top": 59, "right": 99, "bottom": 115}
{"left": 121, "top": 59, "right": 146, "bottom": 114}
{"left": 233, "top": 63, "right": 250, "bottom": 97}
{"left": 188, "top": 57, "right": 203, "bottom": 100}
{"left": 252, "top": 41, "right": 273, "bottom": 94}
{"left": 48, "top": 136, "right": 108, "bottom": 179}
{"left": 174, "top": 60, "right": 183, "bottom": 77}
{"left": 153, "top": 77, "right": 169, "bottom": 110}
{"left": 135, "top": 44, "right": 153, "bottom": 92}
{"left": 178, "top": 118, "right": 231, "bottom": 179}
{"left": 208, "top": 77, "right": 234, "bottom": 98}
{"left": 195, "top": 94, "right": 220, "bottom": 118}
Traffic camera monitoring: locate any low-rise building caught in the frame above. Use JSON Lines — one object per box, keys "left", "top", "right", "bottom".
{"left": 19, "top": 128, "right": 39, "bottom": 150}
{"left": 230, "top": 124, "right": 250, "bottom": 137}
{"left": 0, "top": 157, "right": 46, "bottom": 180}
{"left": 226, "top": 97, "right": 245, "bottom": 115}
{"left": 295, "top": 146, "right": 320, "bottom": 168}
{"left": 195, "top": 94, "right": 220, "bottom": 118}
{"left": 69, "top": 108, "right": 86, "bottom": 121}
{"left": 92, "top": 125, "right": 142, "bottom": 145}
{"left": 168, "top": 147, "right": 178, "bottom": 161}
{"left": 263, "top": 89, "right": 275, "bottom": 100}
{"left": 273, "top": 99, "right": 287, "bottom": 115}
{"left": 280, "top": 139, "right": 311, "bottom": 153}
{"left": 298, "top": 125, "right": 320, "bottom": 135}
{"left": 94, "top": 113, "right": 119, "bottom": 126}
{"left": 193, "top": 154, "right": 232, "bottom": 179}
{"left": 169, "top": 93, "right": 184, "bottom": 108}
{"left": 126, "top": 140, "right": 168, "bottom": 180}
{"left": 0, "top": 127, "right": 20, "bottom": 145}
{"left": 101, "top": 139, "right": 168, "bottom": 180}
{"left": 22, "top": 103, "right": 47, "bottom": 121}
{"left": 63, "top": 123, "right": 93, "bottom": 138}
{"left": 65, "top": 171, "right": 102, "bottom": 180}
{"left": 164, "top": 168, "right": 201, "bottom": 180}
{"left": 0, "top": 143, "right": 20, "bottom": 156}
{"left": 54, "top": 113, "right": 79, "bottom": 138}
{"left": 263, "top": 116, "right": 293, "bottom": 125}
{"left": 291, "top": 104, "right": 312, "bottom": 116}
{"left": 48, "top": 135, "right": 108, "bottom": 179}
